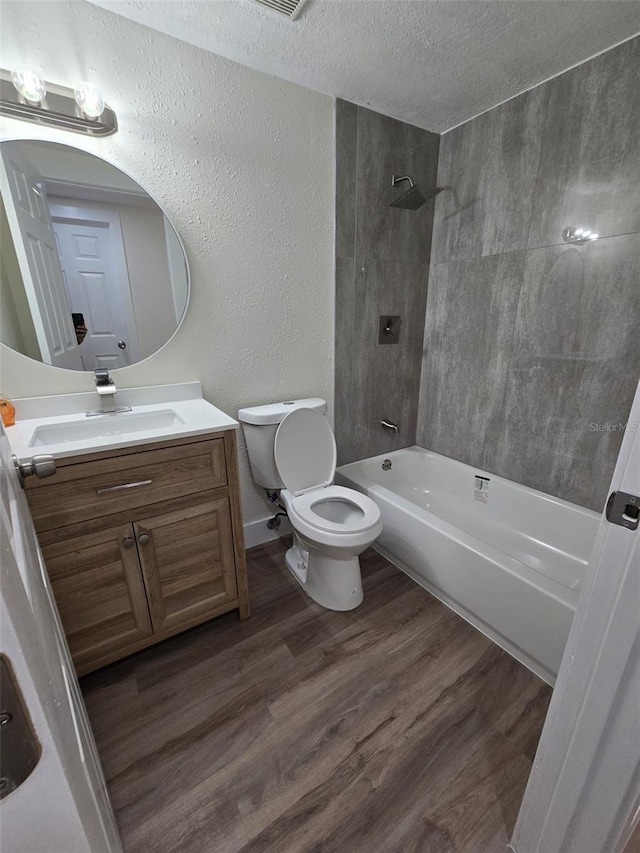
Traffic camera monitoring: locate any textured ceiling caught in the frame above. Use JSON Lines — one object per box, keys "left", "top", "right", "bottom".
{"left": 88, "top": 0, "right": 640, "bottom": 132}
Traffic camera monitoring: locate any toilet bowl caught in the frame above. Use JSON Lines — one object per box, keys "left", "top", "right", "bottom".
{"left": 237, "top": 400, "right": 383, "bottom": 611}
{"left": 280, "top": 484, "right": 382, "bottom": 610}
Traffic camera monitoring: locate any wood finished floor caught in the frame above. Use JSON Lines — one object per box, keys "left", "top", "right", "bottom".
{"left": 81, "top": 539, "right": 552, "bottom": 853}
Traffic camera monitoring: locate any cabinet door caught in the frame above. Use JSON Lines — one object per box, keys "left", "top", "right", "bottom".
{"left": 135, "top": 499, "right": 238, "bottom": 634}
{"left": 42, "top": 524, "right": 153, "bottom": 674}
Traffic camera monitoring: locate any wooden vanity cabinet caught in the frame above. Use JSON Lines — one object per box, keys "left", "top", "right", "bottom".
{"left": 133, "top": 497, "right": 238, "bottom": 635}
{"left": 41, "top": 522, "right": 154, "bottom": 672}
{"left": 25, "top": 430, "right": 249, "bottom": 676}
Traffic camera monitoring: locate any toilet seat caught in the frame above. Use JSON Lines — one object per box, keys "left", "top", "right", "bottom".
{"left": 275, "top": 407, "right": 382, "bottom": 552}
{"left": 290, "top": 485, "right": 380, "bottom": 534}
{"left": 282, "top": 486, "right": 382, "bottom": 551}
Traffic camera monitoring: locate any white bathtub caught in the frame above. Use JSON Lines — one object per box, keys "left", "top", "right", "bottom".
{"left": 336, "top": 446, "right": 601, "bottom": 684}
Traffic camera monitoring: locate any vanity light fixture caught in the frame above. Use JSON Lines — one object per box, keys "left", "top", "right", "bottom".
{"left": 11, "top": 68, "right": 46, "bottom": 105}
{"left": 1, "top": 69, "right": 117, "bottom": 136}
{"left": 562, "top": 226, "right": 599, "bottom": 244}
{"left": 74, "top": 82, "right": 105, "bottom": 119}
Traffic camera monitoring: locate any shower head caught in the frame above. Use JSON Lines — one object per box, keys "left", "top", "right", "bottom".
{"left": 390, "top": 175, "right": 442, "bottom": 210}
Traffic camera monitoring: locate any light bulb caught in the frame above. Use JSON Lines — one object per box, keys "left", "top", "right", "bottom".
{"left": 11, "top": 68, "right": 46, "bottom": 105}
{"left": 74, "top": 82, "right": 105, "bottom": 119}
{"left": 575, "top": 228, "right": 583, "bottom": 236}
{"left": 589, "top": 233, "right": 599, "bottom": 240}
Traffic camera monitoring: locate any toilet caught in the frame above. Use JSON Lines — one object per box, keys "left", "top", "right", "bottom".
{"left": 238, "top": 399, "right": 383, "bottom": 611}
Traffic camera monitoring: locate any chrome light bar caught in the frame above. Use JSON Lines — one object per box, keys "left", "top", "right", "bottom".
{"left": 0, "top": 70, "right": 117, "bottom": 137}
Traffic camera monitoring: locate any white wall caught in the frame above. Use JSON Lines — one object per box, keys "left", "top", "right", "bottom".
{"left": 0, "top": 0, "right": 335, "bottom": 527}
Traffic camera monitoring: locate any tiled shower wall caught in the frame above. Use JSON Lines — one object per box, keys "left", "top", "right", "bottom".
{"left": 335, "top": 101, "right": 439, "bottom": 464}
{"left": 417, "top": 36, "right": 640, "bottom": 512}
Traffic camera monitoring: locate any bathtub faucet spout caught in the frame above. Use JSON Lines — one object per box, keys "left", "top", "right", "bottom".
{"left": 381, "top": 419, "right": 399, "bottom": 433}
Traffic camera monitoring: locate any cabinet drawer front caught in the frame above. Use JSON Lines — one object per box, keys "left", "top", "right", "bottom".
{"left": 27, "top": 439, "right": 227, "bottom": 532}
{"left": 42, "top": 524, "right": 153, "bottom": 672}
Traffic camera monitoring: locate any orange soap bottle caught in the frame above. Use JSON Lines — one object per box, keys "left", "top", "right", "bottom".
{"left": 0, "top": 399, "right": 16, "bottom": 427}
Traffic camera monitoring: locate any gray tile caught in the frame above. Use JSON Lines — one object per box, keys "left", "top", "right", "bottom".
{"left": 416, "top": 252, "right": 525, "bottom": 470}
{"left": 335, "top": 104, "right": 436, "bottom": 465}
{"left": 403, "top": 117, "right": 440, "bottom": 261}
{"left": 355, "top": 106, "right": 439, "bottom": 267}
{"left": 335, "top": 99, "right": 358, "bottom": 260}
{"left": 419, "top": 38, "right": 640, "bottom": 510}
{"left": 334, "top": 255, "right": 356, "bottom": 465}
{"left": 528, "top": 37, "right": 640, "bottom": 249}
{"left": 343, "top": 258, "right": 430, "bottom": 464}
{"left": 497, "top": 233, "right": 640, "bottom": 510}
{"left": 431, "top": 85, "right": 548, "bottom": 264}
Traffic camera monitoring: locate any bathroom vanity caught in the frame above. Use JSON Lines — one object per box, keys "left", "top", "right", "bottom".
{"left": 9, "top": 384, "right": 250, "bottom": 676}
{"left": 1, "top": 139, "right": 253, "bottom": 676}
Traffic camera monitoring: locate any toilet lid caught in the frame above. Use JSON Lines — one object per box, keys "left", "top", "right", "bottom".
{"left": 274, "top": 408, "right": 336, "bottom": 496}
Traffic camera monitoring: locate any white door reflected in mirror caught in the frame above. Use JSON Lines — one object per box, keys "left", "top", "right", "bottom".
{"left": 0, "top": 140, "right": 190, "bottom": 371}
{"left": 51, "top": 203, "right": 141, "bottom": 369}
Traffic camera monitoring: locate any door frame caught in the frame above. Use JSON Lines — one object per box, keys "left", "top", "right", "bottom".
{"left": 511, "top": 380, "right": 640, "bottom": 852}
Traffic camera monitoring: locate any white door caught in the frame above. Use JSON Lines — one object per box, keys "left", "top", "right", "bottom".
{"left": 511, "top": 381, "right": 640, "bottom": 852}
{"left": 50, "top": 201, "right": 141, "bottom": 369}
{"left": 0, "top": 143, "right": 83, "bottom": 370}
{"left": 0, "top": 427, "right": 121, "bottom": 852}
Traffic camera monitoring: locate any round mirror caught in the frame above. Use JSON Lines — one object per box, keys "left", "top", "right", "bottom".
{"left": 0, "top": 140, "right": 189, "bottom": 371}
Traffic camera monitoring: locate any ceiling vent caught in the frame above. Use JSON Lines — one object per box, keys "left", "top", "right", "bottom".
{"left": 252, "top": 0, "right": 308, "bottom": 19}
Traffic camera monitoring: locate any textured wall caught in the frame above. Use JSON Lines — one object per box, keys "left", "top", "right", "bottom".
{"left": 0, "top": 1, "right": 335, "bottom": 527}
{"left": 418, "top": 36, "right": 640, "bottom": 511}
{"left": 334, "top": 101, "right": 439, "bottom": 464}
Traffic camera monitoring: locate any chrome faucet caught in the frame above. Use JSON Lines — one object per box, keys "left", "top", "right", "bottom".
{"left": 94, "top": 368, "right": 116, "bottom": 394}
{"left": 87, "top": 369, "right": 131, "bottom": 416}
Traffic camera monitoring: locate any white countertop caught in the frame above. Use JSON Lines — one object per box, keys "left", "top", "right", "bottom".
{"left": 7, "top": 382, "right": 238, "bottom": 462}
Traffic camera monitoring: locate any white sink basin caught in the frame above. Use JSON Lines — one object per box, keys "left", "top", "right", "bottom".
{"left": 7, "top": 383, "right": 239, "bottom": 462}
{"left": 29, "top": 409, "right": 185, "bottom": 447}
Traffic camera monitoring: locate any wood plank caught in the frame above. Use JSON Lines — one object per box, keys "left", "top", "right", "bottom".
{"left": 74, "top": 598, "right": 240, "bottom": 677}
{"left": 80, "top": 540, "right": 552, "bottom": 852}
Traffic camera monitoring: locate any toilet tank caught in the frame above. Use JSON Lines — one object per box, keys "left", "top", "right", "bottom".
{"left": 237, "top": 398, "right": 327, "bottom": 489}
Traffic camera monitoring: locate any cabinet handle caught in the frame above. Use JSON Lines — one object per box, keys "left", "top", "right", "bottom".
{"left": 122, "top": 535, "right": 135, "bottom": 549}
{"left": 138, "top": 532, "right": 150, "bottom": 545}
{"left": 96, "top": 479, "right": 153, "bottom": 495}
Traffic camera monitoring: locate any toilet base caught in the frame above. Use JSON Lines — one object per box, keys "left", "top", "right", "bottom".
{"left": 284, "top": 538, "right": 364, "bottom": 612}
{"left": 285, "top": 543, "right": 309, "bottom": 586}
